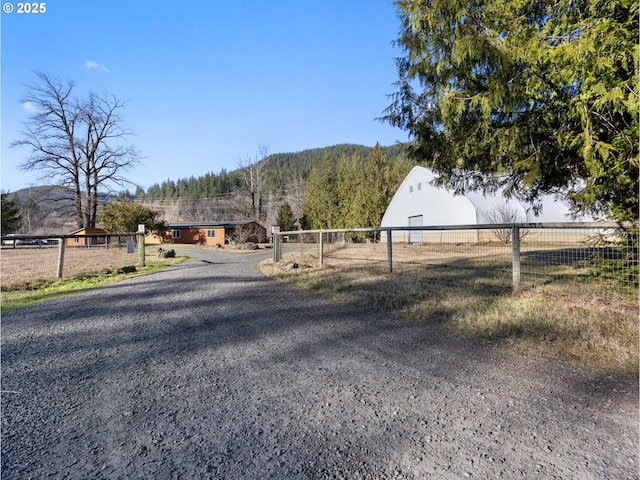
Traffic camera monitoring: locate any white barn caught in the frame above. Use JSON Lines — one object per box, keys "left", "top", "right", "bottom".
{"left": 381, "top": 166, "right": 590, "bottom": 242}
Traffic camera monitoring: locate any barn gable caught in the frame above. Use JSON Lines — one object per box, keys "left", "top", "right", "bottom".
{"left": 381, "top": 167, "right": 476, "bottom": 227}
{"left": 381, "top": 166, "right": 589, "bottom": 229}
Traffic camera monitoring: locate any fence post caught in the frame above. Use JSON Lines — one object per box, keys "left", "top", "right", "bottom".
{"left": 319, "top": 231, "right": 324, "bottom": 268}
{"left": 138, "top": 225, "right": 146, "bottom": 267}
{"left": 273, "top": 233, "right": 277, "bottom": 261}
{"left": 386, "top": 229, "right": 393, "bottom": 273}
{"left": 299, "top": 231, "right": 304, "bottom": 257}
{"left": 512, "top": 226, "right": 520, "bottom": 292}
{"left": 273, "top": 233, "right": 281, "bottom": 262}
{"left": 56, "top": 238, "right": 66, "bottom": 278}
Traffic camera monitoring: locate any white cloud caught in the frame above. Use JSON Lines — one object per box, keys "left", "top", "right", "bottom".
{"left": 84, "top": 59, "right": 109, "bottom": 73}
{"left": 22, "top": 101, "right": 41, "bottom": 113}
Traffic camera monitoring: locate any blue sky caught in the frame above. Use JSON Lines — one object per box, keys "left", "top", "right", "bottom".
{"left": 1, "top": 0, "right": 408, "bottom": 193}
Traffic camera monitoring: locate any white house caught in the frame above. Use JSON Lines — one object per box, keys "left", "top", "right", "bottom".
{"left": 381, "top": 166, "right": 591, "bottom": 242}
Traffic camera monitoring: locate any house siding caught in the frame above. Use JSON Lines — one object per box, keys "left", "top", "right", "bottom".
{"left": 146, "top": 221, "right": 267, "bottom": 246}
{"left": 147, "top": 227, "right": 225, "bottom": 246}
{"left": 66, "top": 228, "right": 107, "bottom": 247}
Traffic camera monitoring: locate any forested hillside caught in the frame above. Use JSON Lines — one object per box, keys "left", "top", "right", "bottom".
{"left": 140, "top": 144, "right": 407, "bottom": 202}
{"left": 135, "top": 143, "right": 413, "bottom": 230}
{"left": 4, "top": 143, "right": 413, "bottom": 234}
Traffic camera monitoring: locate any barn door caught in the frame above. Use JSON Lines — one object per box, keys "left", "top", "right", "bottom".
{"left": 408, "top": 215, "right": 423, "bottom": 243}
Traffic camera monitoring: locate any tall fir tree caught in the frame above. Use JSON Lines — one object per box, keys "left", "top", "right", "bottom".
{"left": 385, "top": 0, "right": 638, "bottom": 221}
{"left": 276, "top": 201, "right": 297, "bottom": 231}
{"left": 335, "top": 153, "right": 364, "bottom": 228}
{"left": 302, "top": 156, "right": 339, "bottom": 229}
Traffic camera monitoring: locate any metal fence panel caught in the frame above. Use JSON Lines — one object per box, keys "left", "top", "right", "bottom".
{"left": 274, "top": 223, "right": 638, "bottom": 303}
{"left": 1, "top": 233, "right": 142, "bottom": 287}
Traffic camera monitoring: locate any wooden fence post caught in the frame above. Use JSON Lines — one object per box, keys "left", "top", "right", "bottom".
{"left": 56, "top": 238, "right": 66, "bottom": 278}
{"left": 272, "top": 233, "right": 277, "bottom": 261}
{"left": 512, "top": 226, "right": 521, "bottom": 292}
{"left": 138, "top": 225, "right": 146, "bottom": 267}
{"left": 273, "top": 233, "right": 281, "bottom": 262}
{"left": 319, "top": 231, "right": 324, "bottom": 268}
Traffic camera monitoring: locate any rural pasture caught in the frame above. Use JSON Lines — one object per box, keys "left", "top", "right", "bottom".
{"left": 1, "top": 245, "right": 139, "bottom": 288}
{"left": 267, "top": 240, "right": 638, "bottom": 376}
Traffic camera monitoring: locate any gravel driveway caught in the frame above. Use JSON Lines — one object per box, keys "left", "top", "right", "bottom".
{"left": 2, "top": 246, "right": 637, "bottom": 479}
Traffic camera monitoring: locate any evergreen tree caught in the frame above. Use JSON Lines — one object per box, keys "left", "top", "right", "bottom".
{"left": 302, "top": 148, "right": 415, "bottom": 232}
{"left": 134, "top": 186, "right": 146, "bottom": 200}
{"left": 1, "top": 193, "right": 22, "bottom": 233}
{"left": 385, "top": 0, "right": 638, "bottom": 221}
{"left": 335, "top": 153, "right": 364, "bottom": 228}
{"left": 353, "top": 145, "right": 391, "bottom": 231}
{"left": 276, "top": 201, "right": 297, "bottom": 231}
{"left": 388, "top": 155, "right": 414, "bottom": 193}
{"left": 337, "top": 145, "right": 395, "bottom": 240}
{"left": 302, "top": 156, "right": 339, "bottom": 229}
{"left": 100, "top": 201, "right": 166, "bottom": 235}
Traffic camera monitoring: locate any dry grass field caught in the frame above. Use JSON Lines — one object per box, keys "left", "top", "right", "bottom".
{"left": 262, "top": 242, "right": 638, "bottom": 376}
{"left": 1, "top": 245, "right": 140, "bottom": 288}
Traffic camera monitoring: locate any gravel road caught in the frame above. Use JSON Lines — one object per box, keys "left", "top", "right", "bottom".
{"left": 2, "top": 246, "right": 637, "bottom": 479}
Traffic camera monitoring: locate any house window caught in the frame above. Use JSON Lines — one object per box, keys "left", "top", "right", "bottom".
{"left": 409, "top": 185, "right": 414, "bottom": 193}
{"left": 172, "top": 229, "right": 181, "bottom": 239}
{"left": 417, "top": 182, "right": 422, "bottom": 190}
{"left": 206, "top": 229, "right": 216, "bottom": 238}
{"left": 74, "top": 237, "right": 80, "bottom": 244}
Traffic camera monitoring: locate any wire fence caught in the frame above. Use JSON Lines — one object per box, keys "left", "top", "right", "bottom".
{"left": 3, "top": 223, "right": 636, "bottom": 308}
{"left": 274, "top": 223, "right": 639, "bottom": 303}
{"left": 1, "top": 233, "right": 145, "bottom": 288}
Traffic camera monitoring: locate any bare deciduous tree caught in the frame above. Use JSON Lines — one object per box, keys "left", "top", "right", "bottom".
{"left": 237, "top": 145, "right": 269, "bottom": 221}
{"left": 482, "top": 202, "right": 528, "bottom": 244}
{"left": 229, "top": 222, "right": 266, "bottom": 244}
{"left": 12, "top": 72, "right": 141, "bottom": 228}
{"left": 176, "top": 197, "right": 224, "bottom": 223}
{"left": 286, "top": 175, "right": 306, "bottom": 229}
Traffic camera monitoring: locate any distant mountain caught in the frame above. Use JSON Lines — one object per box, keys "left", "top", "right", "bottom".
{"left": 7, "top": 186, "right": 111, "bottom": 214}
{"left": 8, "top": 185, "right": 75, "bottom": 216}
{"left": 4, "top": 185, "right": 112, "bottom": 234}
{"left": 142, "top": 143, "right": 408, "bottom": 201}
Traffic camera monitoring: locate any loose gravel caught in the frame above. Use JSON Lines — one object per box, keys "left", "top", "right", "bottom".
{"left": 1, "top": 246, "right": 638, "bottom": 479}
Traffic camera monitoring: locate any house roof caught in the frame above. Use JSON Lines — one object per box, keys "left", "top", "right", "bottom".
{"left": 68, "top": 227, "right": 107, "bottom": 235}
{"left": 167, "top": 221, "right": 264, "bottom": 229}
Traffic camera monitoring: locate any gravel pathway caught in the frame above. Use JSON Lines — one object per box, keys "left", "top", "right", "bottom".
{"left": 2, "top": 246, "right": 638, "bottom": 479}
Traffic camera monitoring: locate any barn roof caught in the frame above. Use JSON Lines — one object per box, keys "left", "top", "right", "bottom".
{"left": 381, "top": 166, "right": 594, "bottom": 227}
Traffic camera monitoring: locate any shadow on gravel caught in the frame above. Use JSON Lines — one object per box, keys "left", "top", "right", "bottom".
{"left": 3, "top": 251, "right": 637, "bottom": 412}
{"left": 2, "top": 256, "right": 498, "bottom": 388}
{"left": 2, "top": 250, "right": 638, "bottom": 479}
